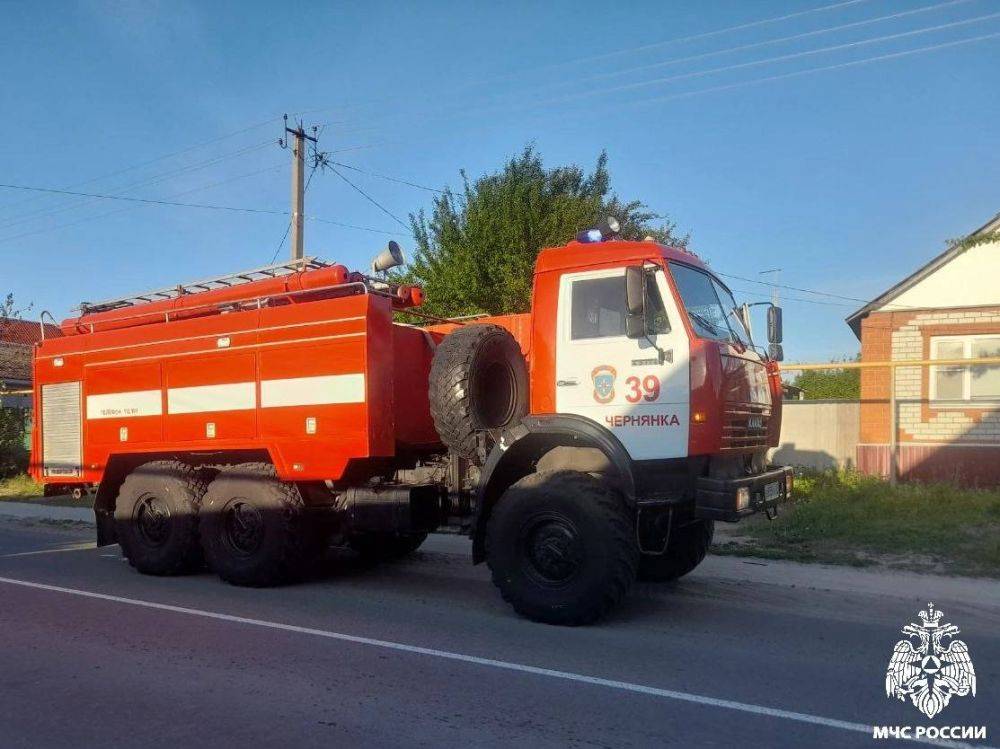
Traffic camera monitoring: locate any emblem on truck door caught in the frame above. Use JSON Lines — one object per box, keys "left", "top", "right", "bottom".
{"left": 591, "top": 365, "right": 617, "bottom": 404}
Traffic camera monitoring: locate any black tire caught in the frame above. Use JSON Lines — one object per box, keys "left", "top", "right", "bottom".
{"left": 638, "top": 519, "right": 714, "bottom": 582}
{"left": 114, "top": 460, "right": 206, "bottom": 576}
{"left": 348, "top": 532, "right": 427, "bottom": 562}
{"left": 429, "top": 324, "right": 528, "bottom": 463}
{"left": 486, "top": 471, "right": 638, "bottom": 626}
{"left": 199, "top": 463, "right": 323, "bottom": 587}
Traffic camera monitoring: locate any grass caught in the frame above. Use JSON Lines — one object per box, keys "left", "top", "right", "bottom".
{"left": 713, "top": 470, "right": 1000, "bottom": 578}
{"left": 0, "top": 473, "right": 43, "bottom": 499}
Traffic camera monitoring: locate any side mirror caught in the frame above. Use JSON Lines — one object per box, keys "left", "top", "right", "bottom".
{"left": 767, "top": 305, "right": 783, "bottom": 344}
{"left": 624, "top": 265, "right": 645, "bottom": 339}
{"left": 768, "top": 343, "right": 784, "bottom": 362}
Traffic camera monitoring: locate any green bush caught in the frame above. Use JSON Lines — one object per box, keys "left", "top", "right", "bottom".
{"left": 0, "top": 407, "right": 29, "bottom": 478}
{"left": 731, "top": 469, "right": 1000, "bottom": 575}
{"left": 0, "top": 473, "right": 41, "bottom": 498}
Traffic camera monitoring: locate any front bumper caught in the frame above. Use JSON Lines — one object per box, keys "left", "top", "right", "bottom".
{"left": 694, "top": 465, "right": 793, "bottom": 522}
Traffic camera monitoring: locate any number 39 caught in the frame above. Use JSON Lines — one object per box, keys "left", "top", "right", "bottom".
{"left": 625, "top": 375, "right": 660, "bottom": 403}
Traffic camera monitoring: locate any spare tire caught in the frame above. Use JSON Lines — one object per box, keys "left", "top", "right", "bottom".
{"left": 429, "top": 324, "right": 528, "bottom": 463}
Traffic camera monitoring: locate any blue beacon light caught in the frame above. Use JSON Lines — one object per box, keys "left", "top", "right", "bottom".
{"left": 575, "top": 217, "right": 621, "bottom": 243}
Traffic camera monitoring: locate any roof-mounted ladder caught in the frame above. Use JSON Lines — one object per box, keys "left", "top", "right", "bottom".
{"left": 77, "top": 256, "right": 332, "bottom": 313}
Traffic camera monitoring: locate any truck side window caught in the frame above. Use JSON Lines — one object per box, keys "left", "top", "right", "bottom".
{"left": 571, "top": 276, "right": 626, "bottom": 339}
{"left": 668, "top": 262, "right": 733, "bottom": 342}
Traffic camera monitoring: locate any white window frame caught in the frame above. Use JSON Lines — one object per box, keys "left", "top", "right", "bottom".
{"left": 929, "top": 334, "right": 1000, "bottom": 407}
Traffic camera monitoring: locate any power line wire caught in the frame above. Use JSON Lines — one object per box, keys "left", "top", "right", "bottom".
{"left": 0, "top": 182, "right": 284, "bottom": 214}
{"left": 295, "top": 4, "right": 990, "bottom": 156}
{"left": 330, "top": 161, "right": 445, "bottom": 194}
{"left": 395, "top": 0, "right": 877, "bottom": 102}
{"left": 0, "top": 116, "right": 281, "bottom": 214}
{"left": 0, "top": 139, "right": 276, "bottom": 231}
{"left": 0, "top": 165, "right": 286, "bottom": 246}
{"left": 0, "top": 180, "right": 402, "bottom": 243}
{"left": 527, "top": 11, "right": 1000, "bottom": 109}
{"left": 306, "top": 215, "right": 407, "bottom": 236}
{"left": 719, "top": 271, "right": 952, "bottom": 313}
{"left": 632, "top": 28, "right": 1000, "bottom": 107}
{"left": 550, "top": 0, "right": 876, "bottom": 68}
{"left": 328, "top": 166, "right": 410, "bottom": 229}
{"left": 576, "top": 0, "right": 972, "bottom": 86}
{"left": 731, "top": 287, "right": 856, "bottom": 308}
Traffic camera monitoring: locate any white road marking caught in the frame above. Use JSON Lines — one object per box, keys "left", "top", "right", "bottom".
{"left": 0, "top": 576, "right": 988, "bottom": 748}
{"left": 0, "top": 544, "right": 95, "bottom": 559}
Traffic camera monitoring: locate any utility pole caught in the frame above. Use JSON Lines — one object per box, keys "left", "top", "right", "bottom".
{"left": 279, "top": 115, "right": 318, "bottom": 261}
{"left": 759, "top": 268, "right": 782, "bottom": 307}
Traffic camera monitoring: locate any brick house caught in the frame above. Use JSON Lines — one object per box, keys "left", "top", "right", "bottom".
{"left": 846, "top": 212, "right": 1000, "bottom": 484}
{"left": 0, "top": 318, "right": 61, "bottom": 407}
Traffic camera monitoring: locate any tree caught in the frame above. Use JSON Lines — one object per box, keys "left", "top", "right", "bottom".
{"left": 403, "top": 146, "right": 688, "bottom": 317}
{"left": 790, "top": 357, "right": 860, "bottom": 400}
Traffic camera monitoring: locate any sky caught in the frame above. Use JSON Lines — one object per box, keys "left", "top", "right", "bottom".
{"left": 1, "top": 0, "right": 998, "bottom": 362}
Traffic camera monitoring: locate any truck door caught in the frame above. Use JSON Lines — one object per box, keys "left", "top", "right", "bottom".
{"left": 554, "top": 266, "right": 689, "bottom": 460}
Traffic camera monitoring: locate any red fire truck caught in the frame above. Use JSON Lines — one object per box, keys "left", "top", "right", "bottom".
{"left": 31, "top": 226, "right": 791, "bottom": 625}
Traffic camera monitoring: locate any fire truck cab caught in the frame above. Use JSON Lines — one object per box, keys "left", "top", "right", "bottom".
{"left": 31, "top": 229, "right": 791, "bottom": 625}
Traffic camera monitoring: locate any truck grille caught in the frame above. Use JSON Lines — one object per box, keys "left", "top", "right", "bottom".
{"left": 722, "top": 404, "right": 771, "bottom": 450}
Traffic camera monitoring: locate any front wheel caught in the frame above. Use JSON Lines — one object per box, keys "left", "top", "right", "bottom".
{"left": 638, "top": 519, "right": 714, "bottom": 582}
{"left": 486, "top": 471, "right": 638, "bottom": 626}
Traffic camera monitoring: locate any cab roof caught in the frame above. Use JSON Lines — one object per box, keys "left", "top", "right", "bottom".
{"left": 534, "top": 240, "right": 710, "bottom": 275}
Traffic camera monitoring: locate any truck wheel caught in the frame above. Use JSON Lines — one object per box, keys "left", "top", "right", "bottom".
{"left": 114, "top": 460, "right": 206, "bottom": 576}
{"left": 486, "top": 471, "right": 638, "bottom": 626}
{"left": 429, "top": 324, "right": 528, "bottom": 463}
{"left": 349, "top": 532, "right": 427, "bottom": 562}
{"left": 638, "top": 519, "right": 714, "bottom": 582}
{"left": 199, "top": 463, "right": 323, "bottom": 587}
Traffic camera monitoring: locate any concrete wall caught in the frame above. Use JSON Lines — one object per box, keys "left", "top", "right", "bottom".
{"left": 771, "top": 400, "right": 860, "bottom": 470}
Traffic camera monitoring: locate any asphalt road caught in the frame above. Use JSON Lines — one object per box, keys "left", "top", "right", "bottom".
{"left": 0, "top": 517, "right": 997, "bottom": 749}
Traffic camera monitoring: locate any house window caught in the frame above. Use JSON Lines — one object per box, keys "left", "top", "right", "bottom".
{"left": 930, "top": 335, "right": 1000, "bottom": 403}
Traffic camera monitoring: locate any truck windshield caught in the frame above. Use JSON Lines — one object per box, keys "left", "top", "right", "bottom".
{"left": 668, "top": 262, "right": 750, "bottom": 346}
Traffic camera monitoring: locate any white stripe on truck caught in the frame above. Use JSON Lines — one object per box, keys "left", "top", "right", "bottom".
{"left": 84, "top": 374, "right": 366, "bottom": 419}
{"left": 167, "top": 382, "right": 257, "bottom": 415}
{"left": 260, "top": 373, "right": 365, "bottom": 408}
{"left": 86, "top": 389, "right": 163, "bottom": 420}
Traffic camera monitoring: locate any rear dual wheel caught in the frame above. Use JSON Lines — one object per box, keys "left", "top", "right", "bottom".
{"left": 114, "top": 460, "right": 206, "bottom": 576}
{"left": 199, "top": 463, "right": 326, "bottom": 587}
{"left": 115, "top": 461, "right": 325, "bottom": 586}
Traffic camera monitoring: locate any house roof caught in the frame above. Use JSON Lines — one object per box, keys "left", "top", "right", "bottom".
{"left": 0, "top": 344, "right": 32, "bottom": 383}
{"left": 845, "top": 211, "right": 1000, "bottom": 339}
{"left": 0, "top": 318, "right": 61, "bottom": 346}
{"left": 0, "top": 318, "right": 62, "bottom": 384}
